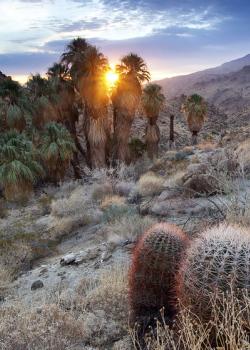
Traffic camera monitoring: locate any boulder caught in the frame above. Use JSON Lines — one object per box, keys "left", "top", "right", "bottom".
{"left": 31, "top": 280, "right": 44, "bottom": 291}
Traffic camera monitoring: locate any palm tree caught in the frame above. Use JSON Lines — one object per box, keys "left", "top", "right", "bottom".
{"left": 77, "top": 45, "right": 110, "bottom": 168}
{"left": 112, "top": 53, "right": 150, "bottom": 163}
{"left": 0, "top": 79, "right": 27, "bottom": 132}
{"left": 0, "top": 131, "right": 44, "bottom": 200}
{"left": 61, "top": 37, "right": 89, "bottom": 82}
{"left": 181, "top": 94, "right": 207, "bottom": 145}
{"left": 47, "top": 62, "right": 70, "bottom": 82}
{"left": 26, "top": 74, "right": 59, "bottom": 129}
{"left": 141, "top": 83, "right": 165, "bottom": 159}
{"left": 39, "top": 122, "right": 76, "bottom": 182}
{"left": 47, "top": 62, "right": 86, "bottom": 177}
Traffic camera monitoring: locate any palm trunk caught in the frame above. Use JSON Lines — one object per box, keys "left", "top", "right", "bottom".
{"left": 192, "top": 131, "right": 198, "bottom": 145}
{"left": 145, "top": 116, "right": 160, "bottom": 160}
{"left": 169, "top": 114, "right": 175, "bottom": 149}
{"left": 86, "top": 105, "right": 108, "bottom": 169}
{"left": 71, "top": 152, "right": 81, "bottom": 179}
{"left": 113, "top": 108, "right": 133, "bottom": 164}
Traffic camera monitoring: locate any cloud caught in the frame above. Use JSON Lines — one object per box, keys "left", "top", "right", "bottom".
{"left": 56, "top": 19, "right": 106, "bottom": 33}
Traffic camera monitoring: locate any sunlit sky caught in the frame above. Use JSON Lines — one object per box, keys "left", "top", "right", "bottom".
{"left": 0, "top": 0, "right": 250, "bottom": 83}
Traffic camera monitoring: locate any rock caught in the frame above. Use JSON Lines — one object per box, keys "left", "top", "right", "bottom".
{"left": 100, "top": 251, "right": 112, "bottom": 262}
{"left": 75, "top": 248, "right": 100, "bottom": 264}
{"left": 39, "top": 267, "right": 48, "bottom": 276}
{"left": 60, "top": 253, "right": 76, "bottom": 266}
{"left": 112, "top": 336, "right": 133, "bottom": 350}
{"left": 158, "top": 188, "right": 180, "bottom": 201}
{"left": 183, "top": 174, "right": 219, "bottom": 196}
{"left": 31, "top": 280, "right": 44, "bottom": 291}
{"left": 151, "top": 197, "right": 218, "bottom": 217}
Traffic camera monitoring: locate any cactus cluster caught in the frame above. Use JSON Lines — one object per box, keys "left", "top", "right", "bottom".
{"left": 179, "top": 224, "right": 250, "bottom": 321}
{"left": 129, "top": 222, "right": 189, "bottom": 327}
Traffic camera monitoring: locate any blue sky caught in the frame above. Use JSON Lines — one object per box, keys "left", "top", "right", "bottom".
{"left": 0, "top": 0, "right": 250, "bottom": 83}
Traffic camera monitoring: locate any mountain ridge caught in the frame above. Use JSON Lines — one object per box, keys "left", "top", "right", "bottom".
{"left": 155, "top": 54, "right": 250, "bottom": 119}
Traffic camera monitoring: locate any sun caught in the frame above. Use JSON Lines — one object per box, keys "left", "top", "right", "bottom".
{"left": 105, "top": 70, "right": 119, "bottom": 88}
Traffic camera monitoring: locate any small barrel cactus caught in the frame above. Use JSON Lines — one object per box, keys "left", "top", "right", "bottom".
{"left": 129, "top": 222, "right": 189, "bottom": 328}
{"left": 179, "top": 224, "right": 250, "bottom": 321}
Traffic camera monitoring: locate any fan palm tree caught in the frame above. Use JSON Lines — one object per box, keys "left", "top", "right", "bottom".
{"left": 181, "top": 94, "right": 207, "bottom": 145}
{"left": 141, "top": 83, "right": 165, "bottom": 160}
{"left": 26, "top": 74, "right": 59, "bottom": 129}
{"left": 0, "top": 131, "right": 44, "bottom": 200}
{"left": 0, "top": 79, "right": 27, "bottom": 132}
{"left": 39, "top": 122, "right": 76, "bottom": 182}
{"left": 112, "top": 53, "right": 150, "bottom": 163}
{"left": 61, "top": 37, "right": 89, "bottom": 82}
{"left": 77, "top": 45, "right": 110, "bottom": 168}
{"left": 47, "top": 62, "right": 86, "bottom": 178}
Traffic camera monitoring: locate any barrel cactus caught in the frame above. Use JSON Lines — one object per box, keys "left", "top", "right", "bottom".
{"left": 179, "top": 224, "right": 250, "bottom": 321}
{"left": 129, "top": 222, "right": 189, "bottom": 328}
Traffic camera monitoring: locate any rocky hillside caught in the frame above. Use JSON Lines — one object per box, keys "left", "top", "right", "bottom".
{"left": 156, "top": 54, "right": 250, "bottom": 120}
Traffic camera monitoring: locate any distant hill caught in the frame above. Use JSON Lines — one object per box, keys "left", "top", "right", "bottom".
{"left": 156, "top": 54, "right": 250, "bottom": 118}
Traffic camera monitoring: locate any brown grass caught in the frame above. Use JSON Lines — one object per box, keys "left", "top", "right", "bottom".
{"left": 131, "top": 290, "right": 250, "bottom": 350}
{"left": 100, "top": 195, "right": 126, "bottom": 210}
{"left": 106, "top": 214, "right": 156, "bottom": 244}
{"left": 137, "top": 172, "right": 164, "bottom": 197}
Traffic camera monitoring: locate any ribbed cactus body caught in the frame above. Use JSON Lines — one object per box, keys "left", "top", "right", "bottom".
{"left": 180, "top": 224, "right": 250, "bottom": 321}
{"left": 129, "top": 223, "right": 189, "bottom": 326}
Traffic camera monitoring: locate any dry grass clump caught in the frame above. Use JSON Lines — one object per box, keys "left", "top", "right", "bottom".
{"left": 137, "top": 172, "right": 164, "bottom": 197}
{"left": 0, "top": 239, "right": 33, "bottom": 283}
{"left": 106, "top": 214, "right": 156, "bottom": 244}
{"left": 132, "top": 290, "right": 250, "bottom": 350}
{"left": 91, "top": 182, "right": 114, "bottom": 202}
{"left": 50, "top": 186, "right": 102, "bottom": 236}
{"left": 197, "top": 141, "right": 217, "bottom": 151}
{"left": 235, "top": 139, "right": 250, "bottom": 174}
{"left": 0, "top": 303, "right": 85, "bottom": 350}
{"left": 51, "top": 186, "right": 87, "bottom": 218}
{"left": 100, "top": 195, "right": 126, "bottom": 210}
{"left": 0, "top": 199, "right": 8, "bottom": 219}
{"left": 164, "top": 171, "right": 185, "bottom": 188}
{"left": 37, "top": 193, "right": 53, "bottom": 215}
{"left": 76, "top": 265, "right": 129, "bottom": 348}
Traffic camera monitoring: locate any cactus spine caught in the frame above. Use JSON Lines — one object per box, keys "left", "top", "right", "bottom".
{"left": 179, "top": 224, "right": 250, "bottom": 321}
{"left": 129, "top": 222, "right": 189, "bottom": 328}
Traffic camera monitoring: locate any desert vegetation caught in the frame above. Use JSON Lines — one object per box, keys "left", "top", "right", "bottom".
{"left": 0, "top": 35, "right": 250, "bottom": 350}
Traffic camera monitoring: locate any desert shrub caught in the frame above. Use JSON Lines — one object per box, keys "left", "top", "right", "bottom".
{"left": 50, "top": 187, "right": 102, "bottom": 235}
{"left": 100, "top": 195, "right": 126, "bottom": 210}
{"left": 106, "top": 214, "right": 156, "bottom": 244}
{"left": 37, "top": 193, "right": 53, "bottom": 215}
{"left": 102, "top": 203, "right": 136, "bottom": 223}
{"left": 0, "top": 239, "right": 33, "bottom": 280}
{"left": 129, "top": 138, "right": 146, "bottom": 160}
{"left": 91, "top": 182, "right": 113, "bottom": 202}
{"left": 235, "top": 139, "right": 250, "bottom": 175}
{"left": 51, "top": 187, "right": 87, "bottom": 217}
{"left": 137, "top": 172, "right": 164, "bottom": 197}
{"left": 164, "top": 171, "right": 185, "bottom": 188}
